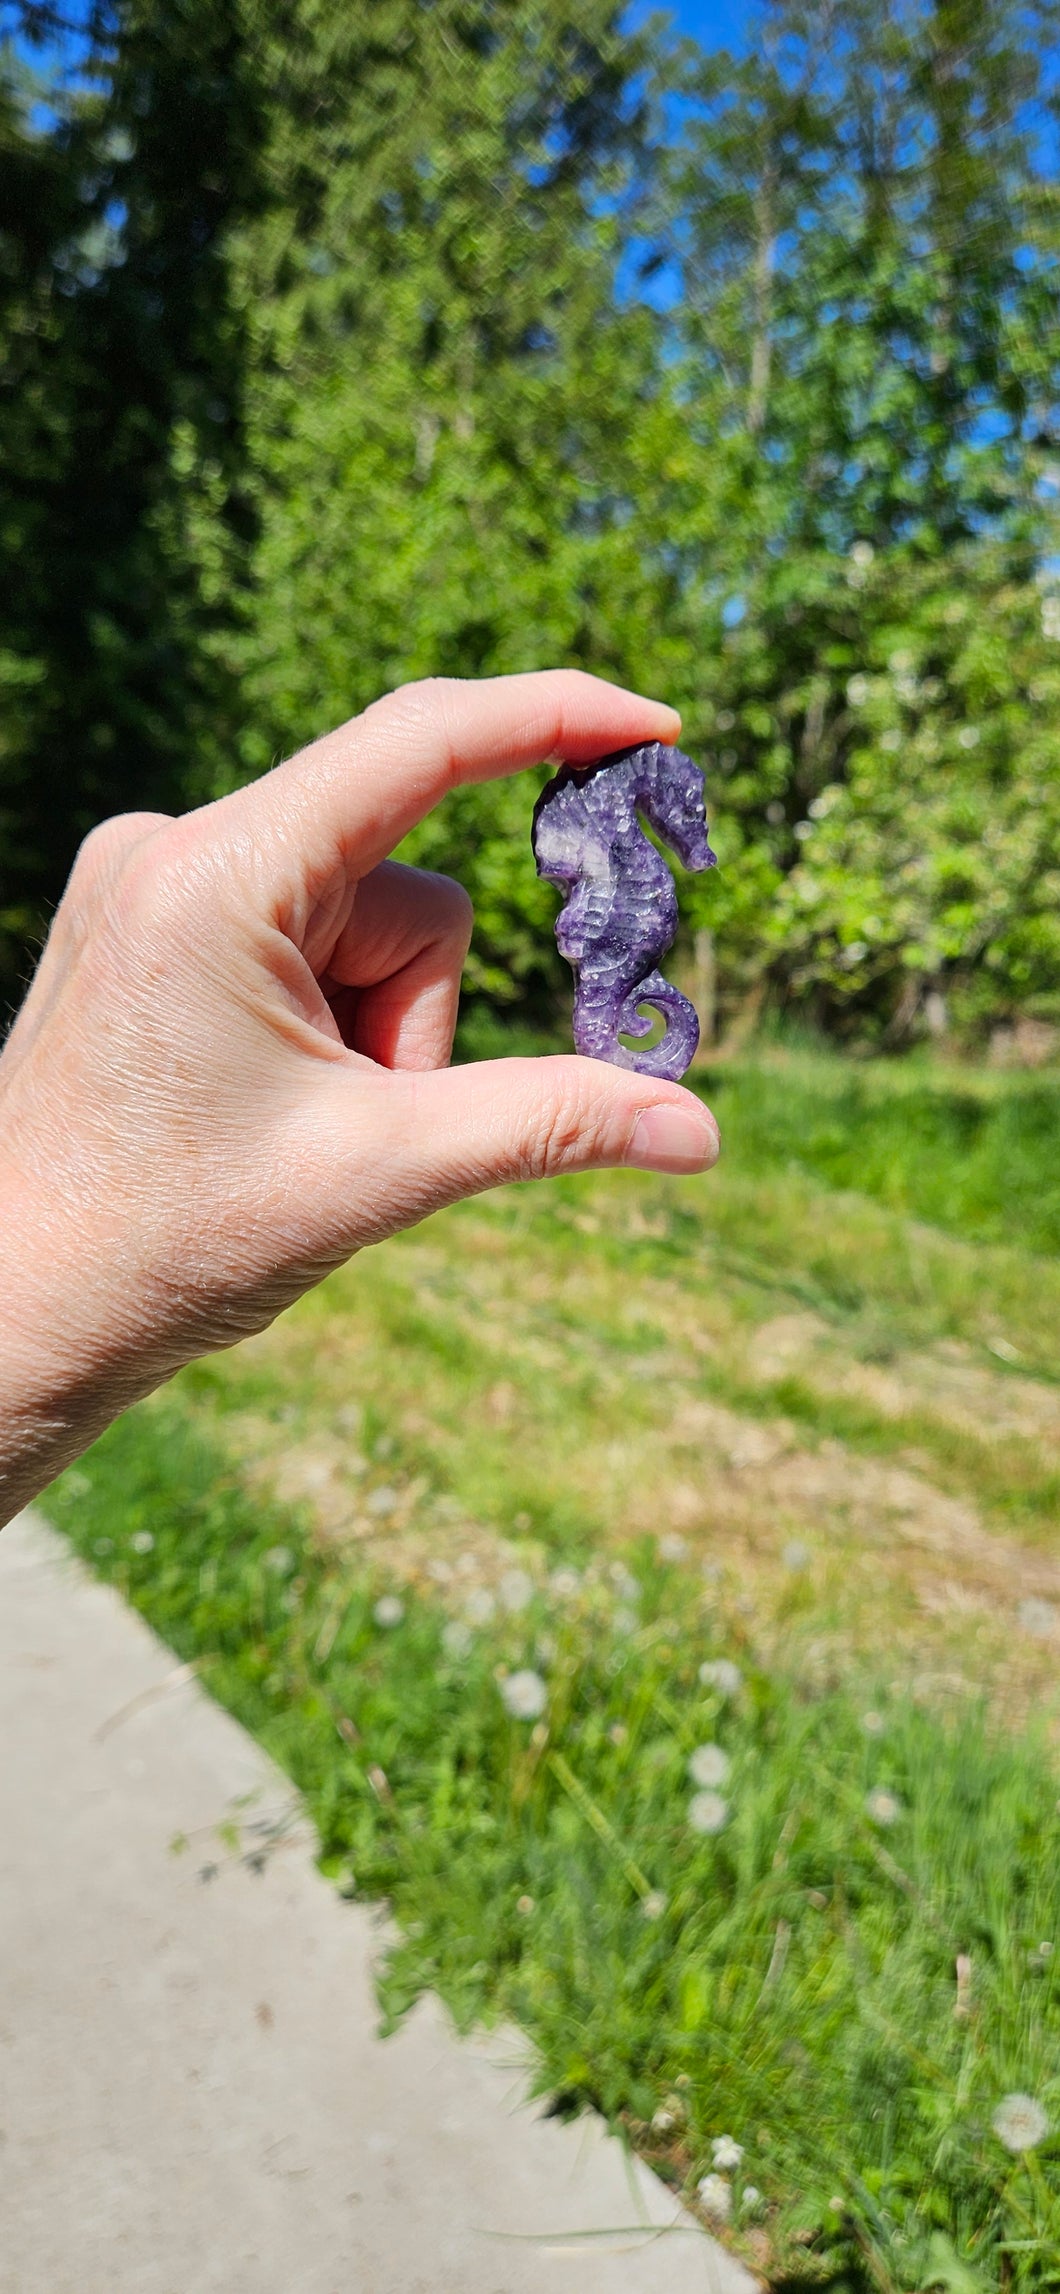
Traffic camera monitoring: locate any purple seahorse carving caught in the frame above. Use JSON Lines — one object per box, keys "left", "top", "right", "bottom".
{"left": 531, "top": 741, "right": 716, "bottom": 1082}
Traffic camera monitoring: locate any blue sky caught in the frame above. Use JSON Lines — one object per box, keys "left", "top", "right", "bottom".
{"left": 634, "top": 0, "right": 751, "bottom": 47}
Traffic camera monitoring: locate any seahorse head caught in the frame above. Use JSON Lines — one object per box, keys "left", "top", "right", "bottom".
{"left": 631, "top": 742, "right": 717, "bottom": 876}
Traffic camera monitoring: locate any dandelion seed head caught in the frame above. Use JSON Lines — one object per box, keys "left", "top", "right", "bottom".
{"left": 712, "top": 2135, "right": 744, "bottom": 2169}
{"left": 1018, "top": 1597, "right": 1057, "bottom": 1639}
{"left": 130, "top": 1531, "right": 155, "bottom": 1555}
{"left": 699, "top": 1659, "right": 742, "bottom": 1698}
{"left": 500, "top": 1668, "right": 548, "bottom": 1722}
{"left": 993, "top": 2093, "right": 1049, "bottom": 2153}
{"left": 373, "top": 1594, "right": 405, "bottom": 1628}
{"left": 262, "top": 1546, "right": 294, "bottom": 1575}
{"left": 865, "top": 1787, "right": 902, "bottom": 1827}
{"left": 697, "top": 2173, "right": 732, "bottom": 2222}
{"left": 548, "top": 1566, "right": 581, "bottom": 1600}
{"left": 641, "top": 1889, "right": 668, "bottom": 1921}
{"left": 657, "top": 1532, "right": 688, "bottom": 1563}
{"left": 689, "top": 1790, "right": 730, "bottom": 1836}
{"left": 689, "top": 1743, "right": 731, "bottom": 1789}
{"left": 861, "top": 1710, "right": 885, "bottom": 1736}
{"left": 441, "top": 1620, "right": 473, "bottom": 1660}
{"left": 464, "top": 1587, "right": 496, "bottom": 1626}
{"left": 742, "top": 2186, "right": 762, "bottom": 2210}
{"left": 516, "top": 1894, "right": 535, "bottom": 1916}
{"left": 499, "top": 1567, "right": 534, "bottom": 1614}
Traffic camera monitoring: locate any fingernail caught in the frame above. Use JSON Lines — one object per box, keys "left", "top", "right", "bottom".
{"left": 625, "top": 1103, "right": 719, "bottom": 1174}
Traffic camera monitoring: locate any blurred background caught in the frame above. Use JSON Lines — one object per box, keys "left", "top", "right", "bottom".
{"left": 5, "top": 3, "right": 1060, "bottom": 2287}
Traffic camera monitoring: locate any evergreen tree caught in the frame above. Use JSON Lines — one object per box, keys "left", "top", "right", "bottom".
{"left": 0, "top": 0, "right": 268, "bottom": 1002}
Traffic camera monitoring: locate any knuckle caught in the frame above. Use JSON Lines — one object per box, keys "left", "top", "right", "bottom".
{"left": 429, "top": 869, "right": 474, "bottom": 943}
{"left": 68, "top": 815, "right": 199, "bottom": 956}
{"left": 519, "top": 1079, "right": 597, "bottom": 1182}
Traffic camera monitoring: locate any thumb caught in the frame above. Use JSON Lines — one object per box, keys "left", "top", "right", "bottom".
{"left": 384, "top": 1055, "right": 720, "bottom": 1212}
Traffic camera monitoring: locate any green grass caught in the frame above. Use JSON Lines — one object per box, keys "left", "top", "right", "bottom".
{"left": 47, "top": 1392, "right": 1060, "bottom": 2294}
{"left": 41, "top": 1042, "right": 1060, "bottom": 2288}
{"left": 693, "top": 1050, "right": 1060, "bottom": 1258}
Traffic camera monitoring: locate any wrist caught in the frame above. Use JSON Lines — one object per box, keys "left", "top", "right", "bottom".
{"left": 0, "top": 1151, "right": 163, "bottom": 1524}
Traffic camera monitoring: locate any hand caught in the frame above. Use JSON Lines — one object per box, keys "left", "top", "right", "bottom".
{"left": 0, "top": 671, "right": 719, "bottom": 1519}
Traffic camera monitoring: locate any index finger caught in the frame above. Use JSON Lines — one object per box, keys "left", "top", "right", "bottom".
{"left": 226, "top": 671, "right": 682, "bottom": 898}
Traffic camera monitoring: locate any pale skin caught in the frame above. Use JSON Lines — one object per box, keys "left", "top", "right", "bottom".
{"left": 0, "top": 670, "right": 719, "bottom": 1528}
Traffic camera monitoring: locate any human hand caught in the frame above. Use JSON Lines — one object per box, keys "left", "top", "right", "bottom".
{"left": 0, "top": 671, "right": 718, "bottom": 1518}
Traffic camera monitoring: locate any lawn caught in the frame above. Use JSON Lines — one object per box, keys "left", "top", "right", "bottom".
{"left": 45, "top": 1045, "right": 1060, "bottom": 2292}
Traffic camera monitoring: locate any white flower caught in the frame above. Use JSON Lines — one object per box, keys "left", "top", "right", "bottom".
{"left": 742, "top": 2185, "right": 762, "bottom": 2210}
{"left": 441, "top": 1619, "right": 473, "bottom": 1660}
{"left": 846, "top": 674, "right": 870, "bottom": 706}
{"left": 697, "top": 2173, "right": 732, "bottom": 2222}
{"left": 865, "top": 1787, "right": 902, "bottom": 1827}
{"left": 840, "top": 941, "right": 869, "bottom": 968}
{"left": 130, "top": 1531, "right": 155, "bottom": 1555}
{"left": 699, "top": 1659, "right": 742, "bottom": 1698}
{"left": 1041, "top": 596, "right": 1060, "bottom": 641}
{"left": 464, "top": 1587, "right": 496, "bottom": 1626}
{"left": 500, "top": 1668, "right": 548, "bottom": 1722}
{"left": 881, "top": 727, "right": 901, "bottom": 751}
{"left": 849, "top": 540, "right": 874, "bottom": 568}
{"left": 689, "top": 1790, "right": 730, "bottom": 1836}
{"left": 262, "top": 1545, "right": 294, "bottom": 1575}
{"left": 957, "top": 725, "right": 980, "bottom": 749}
{"left": 548, "top": 1566, "right": 581, "bottom": 1600}
{"left": 373, "top": 1594, "right": 405, "bottom": 1628}
{"left": 657, "top": 1532, "right": 688, "bottom": 1563}
{"left": 992, "top": 2093, "right": 1049, "bottom": 2153}
{"left": 712, "top": 2135, "right": 744, "bottom": 2169}
{"left": 689, "top": 1743, "right": 731, "bottom": 1789}
{"left": 861, "top": 1710, "right": 885, "bottom": 1736}
{"left": 889, "top": 646, "right": 915, "bottom": 673}
{"left": 652, "top": 2106, "right": 678, "bottom": 2133}
{"left": 499, "top": 1567, "right": 534, "bottom": 1614}
{"left": 641, "top": 1889, "right": 668, "bottom": 1921}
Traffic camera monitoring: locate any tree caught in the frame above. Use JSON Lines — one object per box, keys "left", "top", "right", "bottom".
{"left": 0, "top": 0, "right": 269, "bottom": 1005}
{"left": 659, "top": 0, "right": 1060, "bottom": 1037}
{"left": 233, "top": 0, "right": 701, "bottom": 1012}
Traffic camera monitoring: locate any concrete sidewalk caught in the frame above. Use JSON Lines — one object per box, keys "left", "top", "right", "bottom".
{"left": 0, "top": 1512, "right": 750, "bottom": 2294}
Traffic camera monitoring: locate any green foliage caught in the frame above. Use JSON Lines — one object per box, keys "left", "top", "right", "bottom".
{"left": 46, "top": 1389, "right": 1060, "bottom": 2292}
{"left": 696, "top": 1048, "right": 1060, "bottom": 1255}
{"left": 0, "top": 0, "right": 269, "bottom": 999}
{"left": 3, "top": 0, "right": 1060, "bottom": 1038}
